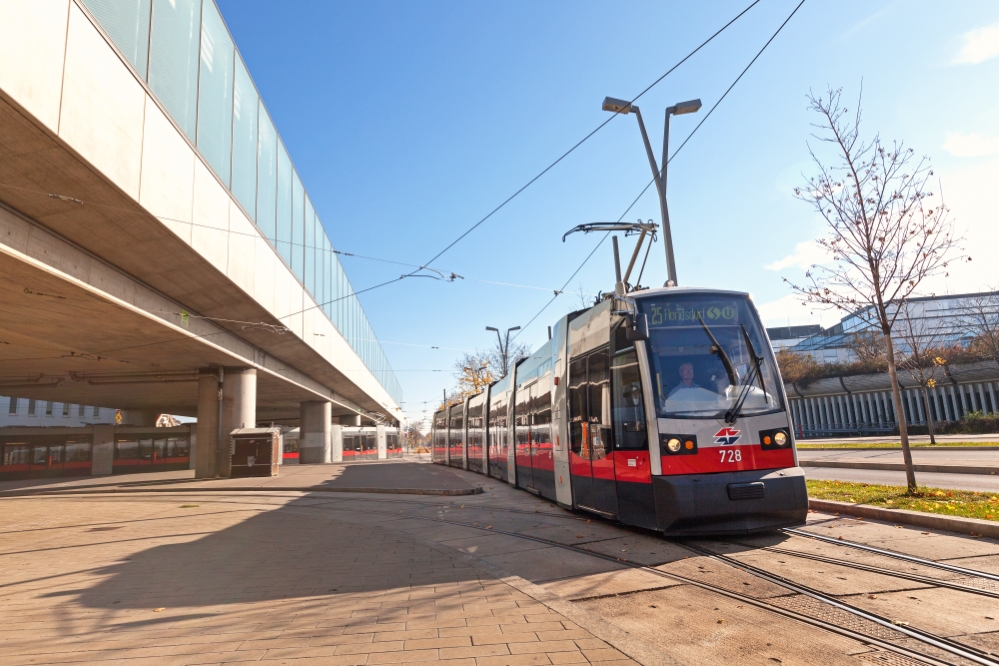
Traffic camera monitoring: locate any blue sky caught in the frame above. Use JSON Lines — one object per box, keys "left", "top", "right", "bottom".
{"left": 216, "top": 0, "right": 999, "bottom": 428}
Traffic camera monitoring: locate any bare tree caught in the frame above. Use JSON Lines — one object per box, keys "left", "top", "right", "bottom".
{"left": 958, "top": 290, "right": 999, "bottom": 366}
{"left": 451, "top": 351, "right": 495, "bottom": 401}
{"left": 486, "top": 340, "right": 530, "bottom": 379}
{"left": 895, "top": 305, "right": 949, "bottom": 445}
{"left": 785, "top": 87, "right": 967, "bottom": 493}
{"left": 846, "top": 329, "right": 887, "bottom": 365}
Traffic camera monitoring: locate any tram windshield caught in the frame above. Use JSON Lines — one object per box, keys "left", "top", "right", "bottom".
{"left": 637, "top": 293, "right": 783, "bottom": 419}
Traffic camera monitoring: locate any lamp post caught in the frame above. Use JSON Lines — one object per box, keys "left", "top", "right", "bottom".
{"left": 486, "top": 326, "right": 520, "bottom": 377}
{"left": 602, "top": 96, "right": 701, "bottom": 286}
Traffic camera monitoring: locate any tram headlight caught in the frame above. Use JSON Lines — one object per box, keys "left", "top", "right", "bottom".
{"left": 661, "top": 434, "right": 697, "bottom": 455}
{"left": 759, "top": 428, "right": 791, "bottom": 450}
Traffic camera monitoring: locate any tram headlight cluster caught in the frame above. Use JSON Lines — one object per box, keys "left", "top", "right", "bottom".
{"left": 661, "top": 434, "right": 697, "bottom": 456}
{"left": 759, "top": 428, "right": 791, "bottom": 450}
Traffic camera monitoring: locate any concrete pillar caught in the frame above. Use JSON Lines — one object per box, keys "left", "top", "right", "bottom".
{"left": 188, "top": 430, "right": 198, "bottom": 469}
{"left": 300, "top": 401, "right": 331, "bottom": 464}
{"left": 196, "top": 370, "right": 220, "bottom": 478}
{"left": 330, "top": 424, "right": 343, "bottom": 462}
{"left": 218, "top": 367, "right": 257, "bottom": 477}
{"left": 92, "top": 424, "right": 114, "bottom": 475}
{"left": 120, "top": 409, "right": 159, "bottom": 427}
{"left": 988, "top": 382, "right": 998, "bottom": 416}
{"left": 376, "top": 424, "right": 387, "bottom": 460}
{"left": 339, "top": 414, "right": 361, "bottom": 426}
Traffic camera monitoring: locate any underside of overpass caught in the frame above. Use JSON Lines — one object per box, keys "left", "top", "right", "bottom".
{"left": 0, "top": 19, "right": 398, "bottom": 429}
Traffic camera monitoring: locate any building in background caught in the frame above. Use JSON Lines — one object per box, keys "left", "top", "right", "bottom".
{"left": 1, "top": 396, "right": 117, "bottom": 427}
{"left": 774, "top": 291, "right": 999, "bottom": 364}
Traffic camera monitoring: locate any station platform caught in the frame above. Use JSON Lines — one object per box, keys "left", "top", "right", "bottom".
{"left": 0, "top": 458, "right": 482, "bottom": 497}
{"left": 2, "top": 459, "right": 999, "bottom": 664}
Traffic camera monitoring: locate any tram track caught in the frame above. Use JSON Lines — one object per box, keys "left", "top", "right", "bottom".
{"left": 60, "top": 489, "right": 999, "bottom": 666}
{"left": 111, "top": 489, "right": 997, "bottom": 666}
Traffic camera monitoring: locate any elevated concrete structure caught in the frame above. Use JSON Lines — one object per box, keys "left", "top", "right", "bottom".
{"left": 0, "top": 1, "right": 402, "bottom": 470}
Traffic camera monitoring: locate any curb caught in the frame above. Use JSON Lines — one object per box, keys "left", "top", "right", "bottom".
{"left": 801, "top": 460, "right": 999, "bottom": 476}
{"left": 808, "top": 498, "right": 999, "bottom": 538}
{"left": 0, "top": 485, "right": 483, "bottom": 498}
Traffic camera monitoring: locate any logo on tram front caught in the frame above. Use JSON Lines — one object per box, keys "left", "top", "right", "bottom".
{"left": 714, "top": 427, "right": 741, "bottom": 446}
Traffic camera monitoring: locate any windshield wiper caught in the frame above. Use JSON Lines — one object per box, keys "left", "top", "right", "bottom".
{"left": 724, "top": 325, "right": 768, "bottom": 424}
{"left": 741, "top": 325, "right": 767, "bottom": 395}
{"left": 695, "top": 312, "right": 738, "bottom": 387}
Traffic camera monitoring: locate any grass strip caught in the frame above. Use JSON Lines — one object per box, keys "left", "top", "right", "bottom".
{"left": 798, "top": 441, "right": 999, "bottom": 449}
{"left": 806, "top": 479, "right": 999, "bottom": 522}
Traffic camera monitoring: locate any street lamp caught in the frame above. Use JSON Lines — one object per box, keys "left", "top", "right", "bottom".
{"left": 486, "top": 326, "right": 520, "bottom": 377}
{"left": 602, "top": 96, "right": 701, "bottom": 286}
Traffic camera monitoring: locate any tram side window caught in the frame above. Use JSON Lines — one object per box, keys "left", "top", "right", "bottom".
{"left": 568, "top": 358, "right": 587, "bottom": 457}
{"left": 65, "top": 442, "right": 91, "bottom": 462}
{"left": 115, "top": 439, "right": 138, "bottom": 460}
{"left": 3, "top": 444, "right": 29, "bottom": 465}
{"left": 612, "top": 349, "right": 647, "bottom": 450}
{"left": 587, "top": 351, "right": 613, "bottom": 460}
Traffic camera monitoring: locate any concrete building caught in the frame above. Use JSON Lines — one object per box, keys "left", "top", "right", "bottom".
{"left": 779, "top": 292, "right": 999, "bottom": 364}
{"left": 2, "top": 395, "right": 117, "bottom": 427}
{"left": 0, "top": 1, "right": 402, "bottom": 478}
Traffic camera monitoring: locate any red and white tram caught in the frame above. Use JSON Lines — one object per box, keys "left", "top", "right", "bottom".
{"left": 432, "top": 287, "right": 808, "bottom": 535}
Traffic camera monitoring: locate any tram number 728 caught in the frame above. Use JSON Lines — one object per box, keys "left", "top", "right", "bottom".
{"left": 719, "top": 448, "right": 743, "bottom": 463}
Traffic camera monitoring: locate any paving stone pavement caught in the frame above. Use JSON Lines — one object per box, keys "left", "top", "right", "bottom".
{"left": 0, "top": 491, "right": 638, "bottom": 665}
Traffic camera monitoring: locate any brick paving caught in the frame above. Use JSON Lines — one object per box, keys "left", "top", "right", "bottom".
{"left": 0, "top": 491, "right": 637, "bottom": 665}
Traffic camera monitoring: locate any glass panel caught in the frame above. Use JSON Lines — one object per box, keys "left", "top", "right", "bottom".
{"left": 7, "top": 398, "right": 16, "bottom": 414}
{"left": 256, "top": 104, "right": 278, "bottom": 241}
{"left": 3, "top": 444, "right": 30, "bottom": 466}
{"left": 65, "top": 442, "right": 92, "bottom": 462}
{"left": 138, "top": 438, "right": 153, "bottom": 461}
{"left": 49, "top": 446, "right": 64, "bottom": 465}
{"left": 231, "top": 56, "right": 259, "bottom": 218}
{"left": 31, "top": 446, "right": 47, "bottom": 466}
{"left": 196, "top": 0, "right": 233, "bottom": 184}
{"left": 28, "top": 400, "right": 36, "bottom": 416}
{"left": 148, "top": 0, "right": 202, "bottom": 140}
{"left": 323, "top": 235, "right": 332, "bottom": 318}
{"left": 115, "top": 439, "right": 138, "bottom": 460}
{"left": 82, "top": 0, "right": 152, "bottom": 75}
{"left": 153, "top": 438, "right": 167, "bottom": 462}
{"left": 587, "top": 352, "right": 612, "bottom": 460}
{"left": 639, "top": 293, "right": 783, "bottom": 420}
{"left": 611, "top": 349, "right": 647, "bottom": 450}
{"left": 304, "top": 197, "right": 316, "bottom": 296}
{"left": 291, "top": 172, "right": 304, "bottom": 280}
{"left": 276, "top": 143, "right": 293, "bottom": 266}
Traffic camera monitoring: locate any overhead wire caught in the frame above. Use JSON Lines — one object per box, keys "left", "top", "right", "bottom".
{"left": 511, "top": 0, "right": 808, "bottom": 341}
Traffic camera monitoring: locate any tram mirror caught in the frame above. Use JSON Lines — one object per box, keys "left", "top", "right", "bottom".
{"left": 626, "top": 313, "right": 649, "bottom": 342}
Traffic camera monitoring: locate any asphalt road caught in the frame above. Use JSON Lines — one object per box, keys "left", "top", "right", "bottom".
{"left": 803, "top": 465, "right": 999, "bottom": 492}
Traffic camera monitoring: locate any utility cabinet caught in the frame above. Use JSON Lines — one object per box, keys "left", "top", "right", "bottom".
{"left": 229, "top": 428, "right": 280, "bottom": 477}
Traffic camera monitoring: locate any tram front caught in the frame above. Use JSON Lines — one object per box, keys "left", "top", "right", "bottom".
{"left": 633, "top": 287, "right": 808, "bottom": 535}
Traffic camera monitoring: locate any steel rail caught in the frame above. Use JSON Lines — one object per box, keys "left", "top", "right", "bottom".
{"left": 740, "top": 543, "right": 999, "bottom": 600}
{"left": 109, "top": 489, "right": 989, "bottom": 666}
{"left": 784, "top": 527, "right": 999, "bottom": 582}
{"left": 681, "top": 542, "right": 999, "bottom": 666}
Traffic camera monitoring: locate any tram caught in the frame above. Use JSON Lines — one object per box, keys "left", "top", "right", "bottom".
{"left": 432, "top": 286, "right": 808, "bottom": 536}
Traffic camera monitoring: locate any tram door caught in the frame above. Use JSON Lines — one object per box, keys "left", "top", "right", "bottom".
{"left": 568, "top": 349, "right": 618, "bottom": 516}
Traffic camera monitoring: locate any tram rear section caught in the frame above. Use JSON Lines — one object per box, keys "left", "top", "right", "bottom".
{"left": 432, "top": 286, "right": 808, "bottom": 535}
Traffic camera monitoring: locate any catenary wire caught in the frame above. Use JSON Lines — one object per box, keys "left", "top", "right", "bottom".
{"left": 511, "top": 0, "right": 808, "bottom": 341}
{"left": 0, "top": 1, "right": 762, "bottom": 337}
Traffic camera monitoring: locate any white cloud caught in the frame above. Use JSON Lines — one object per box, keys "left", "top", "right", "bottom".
{"left": 764, "top": 240, "right": 829, "bottom": 271}
{"left": 954, "top": 21, "right": 999, "bottom": 65}
{"left": 754, "top": 293, "right": 841, "bottom": 328}
{"left": 943, "top": 131, "right": 999, "bottom": 158}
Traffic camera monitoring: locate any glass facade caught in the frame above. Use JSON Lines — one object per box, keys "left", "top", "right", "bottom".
{"left": 80, "top": 0, "right": 402, "bottom": 405}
